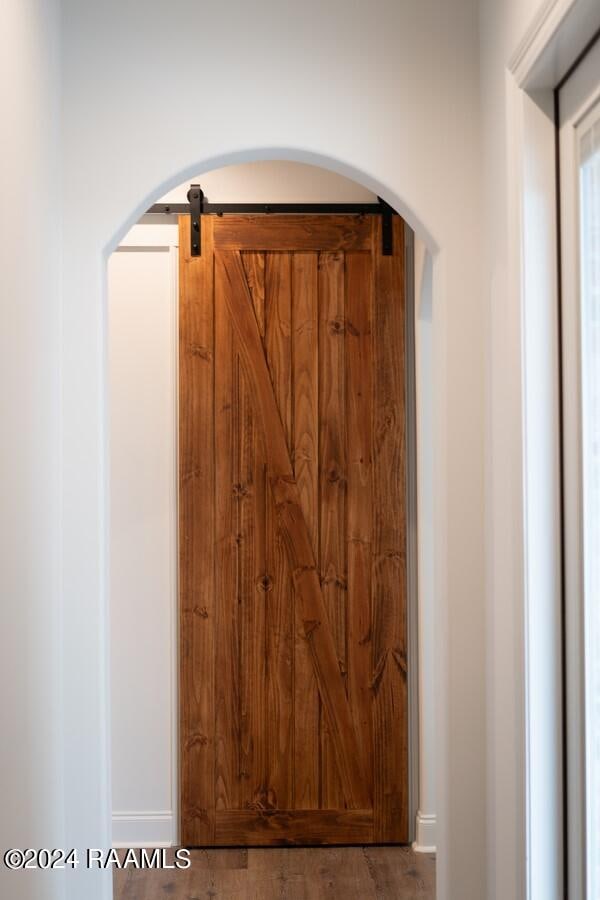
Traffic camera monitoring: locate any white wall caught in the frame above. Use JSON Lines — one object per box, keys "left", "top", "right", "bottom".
{"left": 159, "top": 159, "right": 377, "bottom": 204}
{"left": 414, "top": 239, "right": 437, "bottom": 854}
{"left": 108, "top": 231, "right": 179, "bottom": 847}
{"left": 61, "top": 2, "right": 484, "bottom": 897}
{"left": 0, "top": 2, "right": 64, "bottom": 899}
{"left": 479, "top": 5, "right": 538, "bottom": 896}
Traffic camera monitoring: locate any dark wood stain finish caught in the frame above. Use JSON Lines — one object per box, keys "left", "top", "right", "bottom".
{"left": 179, "top": 214, "right": 407, "bottom": 846}
{"left": 179, "top": 215, "right": 215, "bottom": 845}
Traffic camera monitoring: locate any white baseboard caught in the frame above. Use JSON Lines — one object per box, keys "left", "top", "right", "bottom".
{"left": 112, "top": 811, "right": 175, "bottom": 848}
{"left": 412, "top": 810, "right": 437, "bottom": 854}
{"left": 114, "top": 807, "right": 433, "bottom": 853}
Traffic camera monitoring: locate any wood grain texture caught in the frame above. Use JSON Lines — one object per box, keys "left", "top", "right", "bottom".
{"left": 238, "top": 365, "right": 267, "bottom": 810}
{"left": 371, "top": 217, "right": 408, "bottom": 841}
{"left": 242, "top": 252, "right": 266, "bottom": 337}
{"left": 215, "top": 809, "right": 373, "bottom": 846}
{"left": 179, "top": 215, "right": 408, "bottom": 846}
{"left": 178, "top": 215, "right": 215, "bottom": 845}
{"left": 291, "top": 253, "right": 320, "bottom": 809}
{"left": 265, "top": 254, "right": 292, "bottom": 448}
{"left": 238, "top": 253, "right": 268, "bottom": 812}
{"left": 214, "top": 215, "right": 373, "bottom": 251}
{"left": 263, "top": 253, "right": 294, "bottom": 811}
{"left": 216, "top": 251, "right": 370, "bottom": 811}
{"left": 345, "top": 247, "right": 375, "bottom": 807}
{"left": 114, "top": 847, "right": 435, "bottom": 899}
{"left": 214, "top": 280, "right": 240, "bottom": 813}
{"left": 318, "top": 252, "right": 347, "bottom": 810}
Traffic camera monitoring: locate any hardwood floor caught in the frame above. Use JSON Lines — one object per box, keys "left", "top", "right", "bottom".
{"left": 114, "top": 846, "right": 435, "bottom": 899}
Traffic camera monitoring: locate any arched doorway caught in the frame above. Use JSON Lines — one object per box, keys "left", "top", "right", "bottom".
{"left": 108, "top": 164, "right": 426, "bottom": 856}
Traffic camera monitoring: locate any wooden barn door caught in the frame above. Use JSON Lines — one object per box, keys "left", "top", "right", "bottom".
{"left": 179, "top": 213, "right": 407, "bottom": 846}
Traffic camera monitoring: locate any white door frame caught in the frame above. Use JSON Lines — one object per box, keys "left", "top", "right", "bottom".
{"left": 559, "top": 35, "right": 600, "bottom": 900}
{"left": 492, "top": 3, "right": 600, "bottom": 898}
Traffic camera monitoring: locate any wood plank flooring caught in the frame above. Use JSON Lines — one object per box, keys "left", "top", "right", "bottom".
{"left": 113, "top": 846, "right": 435, "bottom": 899}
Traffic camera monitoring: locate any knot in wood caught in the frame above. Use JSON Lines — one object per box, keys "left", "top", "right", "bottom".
{"left": 189, "top": 343, "right": 212, "bottom": 361}
{"left": 321, "top": 570, "right": 347, "bottom": 590}
{"left": 185, "top": 805, "right": 210, "bottom": 824}
{"left": 256, "top": 574, "right": 273, "bottom": 593}
{"left": 328, "top": 317, "right": 345, "bottom": 336}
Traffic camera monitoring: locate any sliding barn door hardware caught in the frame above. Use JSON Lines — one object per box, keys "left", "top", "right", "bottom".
{"left": 187, "top": 185, "right": 203, "bottom": 257}
{"left": 378, "top": 196, "right": 394, "bottom": 256}
{"left": 148, "top": 185, "right": 398, "bottom": 256}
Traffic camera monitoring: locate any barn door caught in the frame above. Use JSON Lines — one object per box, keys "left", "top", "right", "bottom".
{"left": 179, "top": 213, "right": 407, "bottom": 846}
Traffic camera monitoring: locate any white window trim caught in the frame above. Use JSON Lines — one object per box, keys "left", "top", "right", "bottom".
{"left": 492, "top": 3, "right": 600, "bottom": 899}
{"left": 559, "top": 38, "right": 600, "bottom": 900}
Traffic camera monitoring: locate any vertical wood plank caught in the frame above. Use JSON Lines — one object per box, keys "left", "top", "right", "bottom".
{"left": 264, "top": 252, "right": 294, "bottom": 809}
{"left": 345, "top": 245, "right": 375, "bottom": 809}
{"left": 242, "top": 252, "right": 266, "bottom": 338}
{"left": 265, "top": 254, "right": 292, "bottom": 447}
{"left": 319, "top": 252, "right": 347, "bottom": 810}
{"left": 218, "top": 251, "right": 371, "bottom": 812}
{"left": 291, "top": 253, "right": 320, "bottom": 809}
{"left": 179, "top": 215, "right": 216, "bottom": 844}
{"left": 238, "top": 366, "right": 269, "bottom": 810}
{"left": 372, "top": 217, "right": 408, "bottom": 841}
{"left": 214, "top": 266, "right": 240, "bottom": 812}
{"left": 238, "top": 256, "right": 268, "bottom": 811}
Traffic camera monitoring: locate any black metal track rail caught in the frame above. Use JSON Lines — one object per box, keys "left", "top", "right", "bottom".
{"left": 146, "top": 201, "right": 389, "bottom": 216}
{"left": 144, "top": 185, "right": 397, "bottom": 256}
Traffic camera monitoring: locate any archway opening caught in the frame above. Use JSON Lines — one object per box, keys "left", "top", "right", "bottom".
{"left": 106, "top": 158, "right": 435, "bottom": 893}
